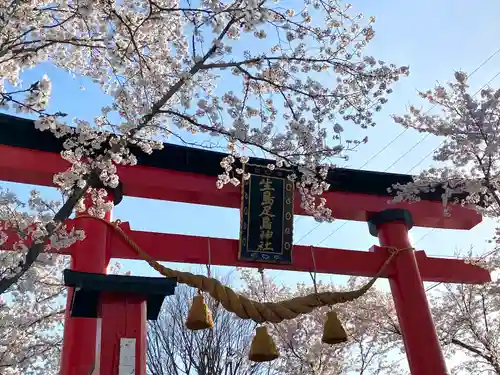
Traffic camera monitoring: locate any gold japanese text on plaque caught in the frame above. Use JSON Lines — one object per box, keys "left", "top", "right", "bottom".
{"left": 239, "top": 165, "right": 294, "bottom": 264}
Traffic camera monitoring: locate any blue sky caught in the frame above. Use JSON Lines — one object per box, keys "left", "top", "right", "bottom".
{"left": 2, "top": 0, "right": 500, "bottom": 369}
{"left": 3, "top": 0, "right": 498, "bottom": 281}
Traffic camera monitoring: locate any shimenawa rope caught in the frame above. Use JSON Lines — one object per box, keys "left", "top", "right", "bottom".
{"left": 75, "top": 215, "right": 405, "bottom": 324}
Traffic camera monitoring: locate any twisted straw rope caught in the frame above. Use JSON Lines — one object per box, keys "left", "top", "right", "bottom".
{"left": 76, "top": 216, "right": 404, "bottom": 324}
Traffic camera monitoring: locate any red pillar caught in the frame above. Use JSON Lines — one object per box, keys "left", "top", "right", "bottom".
{"left": 369, "top": 209, "right": 448, "bottom": 375}
{"left": 60, "top": 194, "right": 113, "bottom": 375}
{"left": 99, "top": 294, "right": 148, "bottom": 375}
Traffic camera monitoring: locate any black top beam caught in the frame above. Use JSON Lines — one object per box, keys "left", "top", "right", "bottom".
{"left": 64, "top": 269, "right": 177, "bottom": 320}
{"left": 0, "top": 113, "right": 458, "bottom": 202}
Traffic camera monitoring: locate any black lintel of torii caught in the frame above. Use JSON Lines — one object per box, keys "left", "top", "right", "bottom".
{"left": 0, "top": 112, "right": 468, "bottom": 203}
{"left": 63, "top": 269, "right": 178, "bottom": 320}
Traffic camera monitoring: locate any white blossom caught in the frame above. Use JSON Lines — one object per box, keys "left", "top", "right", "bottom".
{"left": 0, "top": 0, "right": 409, "bottom": 372}
{"left": 391, "top": 72, "right": 500, "bottom": 219}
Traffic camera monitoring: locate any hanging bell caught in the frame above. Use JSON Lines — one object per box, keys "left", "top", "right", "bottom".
{"left": 185, "top": 293, "right": 214, "bottom": 331}
{"left": 248, "top": 326, "right": 279, "bottom": 362}
{"left": 321, "top": 310, "right": 348, "bottom": 345}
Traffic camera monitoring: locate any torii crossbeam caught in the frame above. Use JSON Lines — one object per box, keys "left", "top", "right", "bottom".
{"left": 0, "top": 113, "right": 491, "bottom": 375}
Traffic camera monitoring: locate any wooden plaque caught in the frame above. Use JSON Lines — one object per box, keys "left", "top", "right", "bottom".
{"left": 239, "top": 165, "right": 294, "bottom": 264}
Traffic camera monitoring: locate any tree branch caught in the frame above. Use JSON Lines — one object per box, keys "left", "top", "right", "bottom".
{"left": 0, "top": 177, "right": 92, "bottom": 295}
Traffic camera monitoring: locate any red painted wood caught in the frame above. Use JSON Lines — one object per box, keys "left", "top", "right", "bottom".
{"left": 0, "top": 136, "right": 491, "bottom": 375}
{"left": 99, "top": 294, "right": 147, "bottom": 375}
{"left": 0, "top": 220, "right": 490, "bottom": 284}
{"left": 59, "top": 198, "right": 113, "bottom": 375}
{"left": 106, "top": 225, "right": 490, "bottom": 284}
{"left": 0, "top": 144, "right": 482, "bottom": 229}
{"left": 377, "top": 221, "right": 448, "bottom": 375}
{"left": 0, "top": 140, "right": 488, "bottom": 375}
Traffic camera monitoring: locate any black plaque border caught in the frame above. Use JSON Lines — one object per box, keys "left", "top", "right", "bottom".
{"left": 238, "top": 164, "right": 294, "bottom": 264}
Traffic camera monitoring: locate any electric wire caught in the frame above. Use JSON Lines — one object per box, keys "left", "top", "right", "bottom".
{"left": 357, "top": 46, "right": 500, "bottom": 171}
{"left": 295, "top": 49, "right": 500, "bottom": 247}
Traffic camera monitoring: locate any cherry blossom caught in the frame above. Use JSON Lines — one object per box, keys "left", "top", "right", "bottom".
{"left": 392, "top": 72, "right": 500, "bottom": 217}
{"left": 239, "top": 269, "right": 404, "bottom": 374}
{"left": 429, "top": 251, "right": 500, "bottom": 375}
{"left": 391, "top": 71, "right": 500, "bottom": 373}
{"left": 1, "top": 0, "right": 408, "bottom": 221}
{"left": 0, "top": 0, "right": 409, "bottom": 373}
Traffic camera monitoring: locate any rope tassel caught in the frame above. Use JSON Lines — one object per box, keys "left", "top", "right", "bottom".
{"left": 78, "top": 217, "right": 403, "bottom": 325}
{"left": 321, "top": 310, "right": 348, "bottom": 345}
{"left": 185, "top": 293, "right": 214, "bottom": 331}
{"left": 249, "top": 326, "right": 279, "bottom": 362}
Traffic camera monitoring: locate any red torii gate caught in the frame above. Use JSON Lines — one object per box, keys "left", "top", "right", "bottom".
{"left": 0, "top": 113, "right": 491, "bottom": 375}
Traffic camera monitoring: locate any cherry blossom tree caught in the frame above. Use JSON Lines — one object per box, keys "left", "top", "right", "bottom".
{"left": 391, "top": 71, "right": 500, "bottom": 217}
{"left": 147, "top": 280, "right": 273, "bottom": 375}
{"left": 0, "top": 186, "right": 131, "bottom": 374}
{"left": 0, "top": 255, "right": 65, "bottom": 375}
{"left": 238, "top": 257, "right": 500, "bottom": 375}
{"left": 0, "top": 0, "right": 408, "bottom": 373}
{"left": 0, "top": 188, "right": 69, "bottom": 374}
{"left": 0, "top": 0, "right": 409, "bottom": 293}
{"left": 0, "top": 279, "right": 64, "bottom": 375}
{"left": 239, "top": 269, "right": 404, "bottom": 375}
{"left": 385, "top": 72, "right": 500, "bottom": 373}
{"left": 428, "top": 252, "right": 500, "bottom": 374}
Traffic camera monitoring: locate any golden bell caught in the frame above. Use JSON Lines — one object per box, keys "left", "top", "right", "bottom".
{"left": 248, "top": 326, "right": 279, "bottom": 362}
{"left": 321, "top": 310, "right": 348, "bottom": 345}
{"left": 185, "top": 294, "right": 214, "bottom": 330}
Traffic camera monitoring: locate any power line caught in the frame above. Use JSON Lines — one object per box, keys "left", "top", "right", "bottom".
{"left": 393, "top": 69, "right": 500, "bottom": 249}
{"left": 297, "top": 49, "right": 500, "bottom": 229}
{"left": 295, "top": 221, "right": 324, "bottom": 244}
{"left": 356, "top": 46, "right": 500, "bottom": 171}
{"left": 358, "top": 130, "right": 408, "bottom": 169}
{"left": 388, "top": 69, "right": 500, "bottom": 175}
{"left": 405, "top": 69, "right": 500, "bottom": 174}
{"left": 296, "top": 48, "right": 500, "bottom": 246}
{"left": 386, "top": 68, "right": 500, "bottom": 291}
{"left": 424, "top": 246, "right": 499, "bottom": 292}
